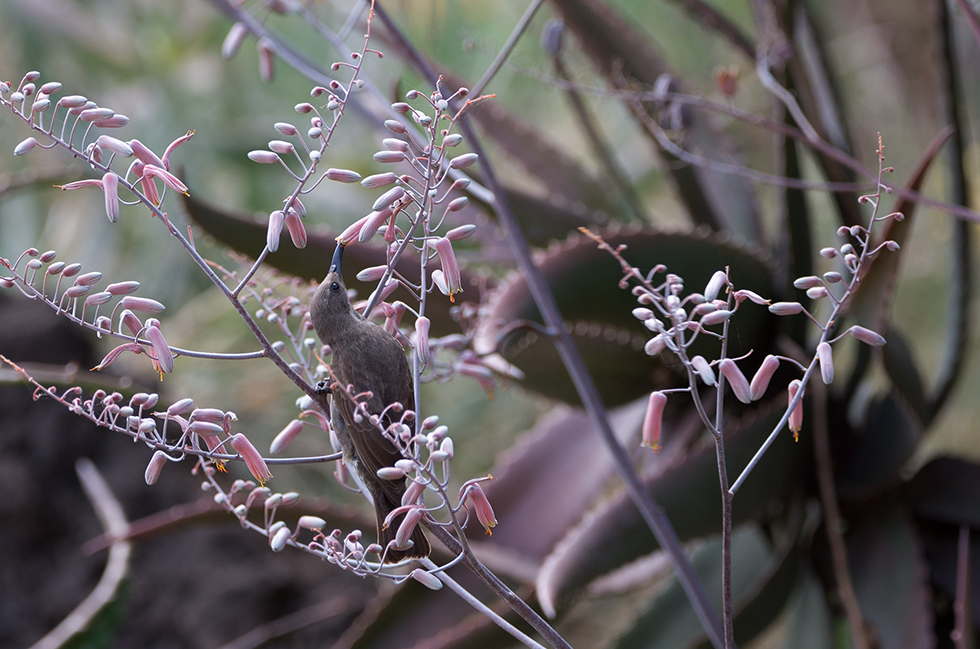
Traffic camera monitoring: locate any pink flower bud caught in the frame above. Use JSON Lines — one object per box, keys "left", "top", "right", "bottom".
{"left": 248, "top": 150, "right": 281, "bottom": 164}
{"left": 793, "top": 276, "right": 823, "bottom": 290}
{"left": 119, "top": 309, "right": 143, "bottom": 336}
{"left": 449, "top": 152, "right": 478, "bottom": 169}
{"left": 817, "top": 341, "right": 834, "bottom": 384}
{"left": 848, "top": 325, "right": 886, "bottom": 347}
{"left": 189, "top": 408, "right": 225, "bottom": 423}
{"left": 750, "top": 355, "right": 780, "bottom": 401}
{"left": 806, "top": 286, "right": 828, "bottom": 300}
{"left": 14, "top": 137, "right": 38, "bottom": 156}
{"left": 145, "top": 450, "right": 168, "bottom": 485}
{"left": 644, "top": 335, "right": 667, "bottom": 356}
{"left": 120, "top": 296, "right": 166, "bottom": 313}
{"left": 769, "top": 301, "right": 803, "bottom": 316}
{"left": 94, "top": 115, "right": 130, "bottom": 129}
{"left": 642, "top": 391, "right": 667, "bottom": 451}
{"left": 360, "top": 172, "right": 397, "bottom": 189}
{"left": 377, "top": 467, "right": 406, "bottom": 480}
{"left": 787, "top": 380, "right": 804, "bottom": 439}
{"left": 402, "top": 479, "right": 426, "bottom": 506}
{"left": 189, "top": 421, "right": 224, "bottom": 436}
{"left": 700, "top": 310, "right": 733, "bottom": 327}
{"left": 102, "top": 172, "right": 119, "bottom": 223}
{"left": 719, "top": 359, "right": 752, "bottom": 404}
{"left": 95, "top": 135, "right": 133, "bottom": 157}
{"left": 325, "top": 168, "right": 362, "bottom": 183}
{"left": 222, "top": 21, "right": 249, "bottom": 59}
{"left": 64, "top": 285, "right": 91, "bottom": 299}
{"left": 382, "top": 138, "right": 409, "bottom": 152}
{"left": 80, "top": 107, "right": 114, "bottom": 122}
{"left": 372, "top": 186, "right": 405, "bottom": 212}
{"left": 393, "top": 506, "right": 424, "bottom": 550}
{"left": 298, "top": 516, "right": 326, "bottom": 530}
{"left": 74, "top": 271, "right": 103, "bottom": 287}
{"left": 59, "top": 95, "right": 88, "bottom": 108}
{"left": 268, "top": 139, "right": 294, "bottom": 154}
{"left": 691, "top": 355, "right": 716, "bottom": 386}
{"left": 257, "top": 37, "right": 275, "bottom": 82}
{"left": 106, "top": 281, "right": 140, "bottom": 295}
{"left": 704, "top": 270, "right": 727, "bottom": 301}
{"left": 443, "top": 134, "right": 463, "bottom": 147}
{"left": 446, "top": 224, "right": 476, "bottom": 241}
{"left": 431, "top": 269, "right": 449, "bottom": 296}
{"left": 266, "top": 210, "right": 284, "bottom": 252}
{"left": 231, "top": 433, "right": 273, "bottom": 485}
{"left": 84, "top": 291, "right": 112, "bottom": 307}
{"left": 356, "top": 265, "right": 388, "bottom": 282}
{"left": 270, "top": 526, "right": 291, "bottom": 552}
{"left": 446, "top": 196, "right": 469, "bottom": 213}
{"left": 410, "top": 568, "right": 443, "bottom": 590}
{"left": 270, "top": 419, "right": 304, "bottom": 454}
{"left": 373, "top": 150, "right": 406, "bottom": 164}
{"left": 413, "top": 316, "right": 431, "bottom": 364}
{"left": 284, "top": 209, "right": 307, "bottom": 249}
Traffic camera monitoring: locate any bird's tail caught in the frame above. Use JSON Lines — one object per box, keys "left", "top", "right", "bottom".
{"left": 376, "top": 496, "right": 431, "bottom": 564}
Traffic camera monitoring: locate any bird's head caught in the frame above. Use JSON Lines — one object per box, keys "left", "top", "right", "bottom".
{"left": 311, "top": 242, "right": 357, "bottom": 345}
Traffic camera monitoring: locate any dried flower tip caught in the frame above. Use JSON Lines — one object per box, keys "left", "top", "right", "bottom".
{"left": 448, "top": 152, "right": 478, "bottom": 169}
{"left": 769, "top": 301, "right": 803, "bottom": 316}
{"left": 120, "top": 296, "right": 166, "bottom": 314}
{"left": 750, "top": 354, "right": 780, "bottom": 401}
{"left": 443, "top": 133, "right": 463, "bottom": 147}
{"left": 446, "top": 224, "right": 476, "bottom": 241}
{"left": 411, "top": 569, "right": 443, "bottom": 590}
{"left": 641, "top": 391, "right": 667, "bottom": 452}
{"left": 248, "top": 150, "right": 281, "bottom": 164}
{"left": 848, "top": 325, "right": 886, "bottom": 346}
{"left": 231, "top": 433, "right": 273, "bottom": 485}
{"left": 703, "top": 270, "right": 727, "bottom": 302}
{"left": 787, "top": 380, "right": 804, "bottom": 436}
{"left": 691, "top": 355, "right": 716, "bottom": 386}
{"left": 145, "top": 450, "right": 169, "bottom": 485}
{"left": 270, "top": 526, "right": 291, "bottom": 552}
{"left": 14, "top": 137, "right": 38, "bottom": 156}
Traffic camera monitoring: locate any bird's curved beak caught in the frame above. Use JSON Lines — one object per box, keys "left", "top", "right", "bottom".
{"left": 329, "top": 242, "right": 345, "bottom": 274}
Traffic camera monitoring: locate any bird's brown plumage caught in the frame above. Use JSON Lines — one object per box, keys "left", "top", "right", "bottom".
{"left": 310, "top": 244, "right": 430, "bottom": 563}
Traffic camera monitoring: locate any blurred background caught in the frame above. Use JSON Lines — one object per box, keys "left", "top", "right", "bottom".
{"left": 1, "top": 0, "right": 978, "bottom": 647}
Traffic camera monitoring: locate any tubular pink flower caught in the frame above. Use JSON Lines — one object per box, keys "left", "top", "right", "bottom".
{"left": 145, "top": 450, "right": 168, "bottom": 485}
{"left": 231, "top": 433, "right": 272, "bottom": 486}
{"left": 393, "top": 506, "right": 424, "bottom": 550}
{"left": 145, "top": 323, "right": 174, "bottom": 374}
{"left": 119, "top": 309, "right": 143, "bottom": 336}
{"left": 56, "top": 179, "right": 104, "bottom": 191}
{"left": 266, "top": 210, "right": 285, "bottom": 252}
{"left": 337, "top": 215, "right": 370, "bottom": 245}
{"left": 429, "top": 237, "right": 462, "bottom": 301}
{"left": 703, "top": 270, "right": 728, "bottom": 302}
{"left": 788, "top": 380, "right": 804, "bottom": 440}
{"left": 358, "top": 207, "right": 393, "bottom": 243}
{"left": 129, "top": 139, "right": 166, "bottom": 168}
{"left": 719, "top": 359, "right": 752, "bottom": 404}
{"left": 222, "top": 22, "right": 249, "bottom": 59}
{"left": 270, "top": 419, "right": 304, "bottom": 454}
{"left": 161, "top": 130, "right": 194, "bottom": 170}
{"left": 733, "top": 289, "right": 770, "bottom": 306}
{"left": 93, "top": 342, "right": 144, "bottom": 371}
{"left": 95, "top": 135, "right": 133, "bottom": 157}
{"left": 750, "top": 355, "right": 780, "bottom": 401}
{"left": 102, "top": 172, "right": 119, "bottom": 223}
{"left": 463, "top": 483, "right": 497, "bottom": 535}
{"left": 402, "top": 479, "right": 426, "bottom": 506}
{"left": 142, "top": 165, "right": 188, "bottom": 195}
{"left": 641, "top": 391, "right": 667, "bottom": 452}
{"left": 284, "top": 209, "right": 307, "bottom": 249}
{"left": 415, "top": 316, "right": 430, "bottom": 364}
{"left": 817, "top": 342, "right": 834, "bottom": 384}
{"left": 431, "top": 269, "right": 449, "bottom": 296}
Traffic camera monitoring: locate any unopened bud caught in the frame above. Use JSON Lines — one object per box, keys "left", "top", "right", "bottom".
{"left": 817, "top": 341, "right": 834, "bottom": 384}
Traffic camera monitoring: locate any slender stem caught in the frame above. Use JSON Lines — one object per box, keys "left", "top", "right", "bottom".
{"left": 470, "top": 0, "right": 545, "bottom": 98}
{"left": 370, "top": 5, "right": 727, "bottom": 646}
{"left": 953, "top": 525, "right": 972, "bottom": 649}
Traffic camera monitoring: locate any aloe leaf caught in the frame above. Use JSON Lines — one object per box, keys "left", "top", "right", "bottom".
{"left": 847, "top": 497, "right": 935, "bottom": 649}
{"left": 535, "top": 399, "right": 806, "bottom": 613}
{"left": 476, "top": 227, "right": 776, "bottom": 405}
{"left": 906, "top": 457, "right": 980, "bottom": 528}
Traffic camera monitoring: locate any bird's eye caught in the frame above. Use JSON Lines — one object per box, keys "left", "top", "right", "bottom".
{"left": 331, "top": 282, "right": 340, "bottom": 292}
